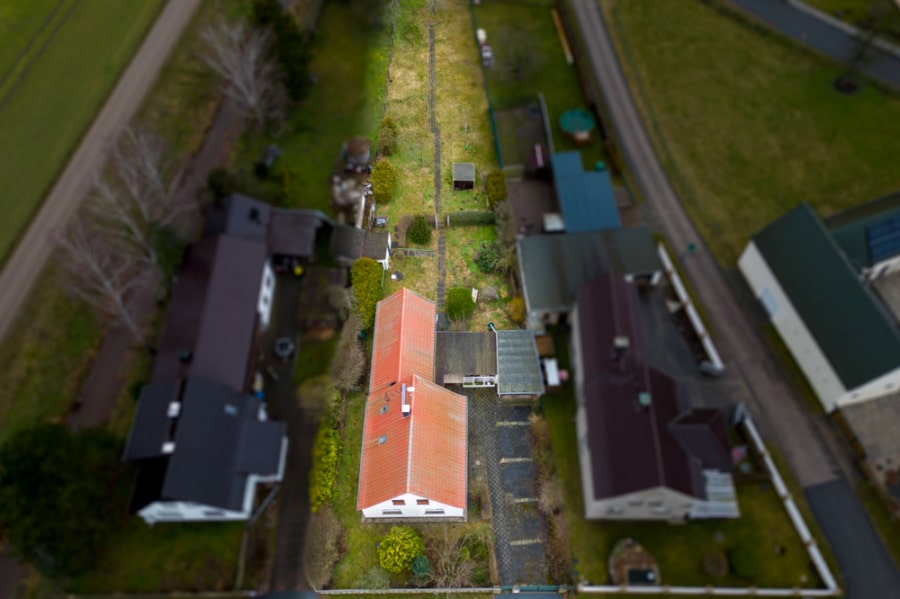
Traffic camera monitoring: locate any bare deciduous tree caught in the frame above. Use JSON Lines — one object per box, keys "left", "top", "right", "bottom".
{"left": 203, "top": 17, "right": 280, "bottom": 126}
{"left": 429, "top": 525, "right": 478, "bottom": 588}
{"left": 87, "top": 126, "right": 192, "bottom": 266}
{"left": 329, "top": 313, "right": 366, "bottom": 396}
{"left": 57, "top": 215, "right": 159, "bottom": 349}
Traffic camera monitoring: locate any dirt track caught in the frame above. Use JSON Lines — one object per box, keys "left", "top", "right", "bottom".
{"left": 0, "top": 0, "right": 202, "bottom": 346}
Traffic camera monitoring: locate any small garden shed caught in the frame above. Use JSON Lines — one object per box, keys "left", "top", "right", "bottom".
{"left": 452, "top": 162, "right": 476, "bottom": 190}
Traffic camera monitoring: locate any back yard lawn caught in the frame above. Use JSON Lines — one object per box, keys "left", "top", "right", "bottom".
{"left": 602, "top": 0, "right": 900, "bottom": 264}
{"left": 474, "top": 0, "right": 608, "bottom": 171}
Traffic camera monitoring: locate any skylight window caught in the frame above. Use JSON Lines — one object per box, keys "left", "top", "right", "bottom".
{"left": 378, "top": 434, "right": 387, "bottom": 445}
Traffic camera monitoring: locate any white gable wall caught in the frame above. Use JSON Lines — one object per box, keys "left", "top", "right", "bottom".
{"left": 362, "top": 492, "right": 464, "bottom": 519}
{"left": 585, "top": 485, "right": 699, "bottom": 522}
{"left": 839, "top": 366, "right": 900, "bottom": 408}
{"left": 739, "top": 242, "right": 846, "bottom": 412}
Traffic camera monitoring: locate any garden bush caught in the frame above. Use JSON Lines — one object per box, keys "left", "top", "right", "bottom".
{"left": 447, "top": 288, "right": 475, "bottom": 321}
{"left": 377, "top": 526, "right": 424, "bottom": 574}
{"left": 252, "top": 0, "right": 311, "bottom": 102}
{"left": 371, "top": 158, "right": 396, "bottom": 204}
{"left": 308, "top": 424, "right": 341, "bottom": 512}
{"left": 508, "top": 296, "right": 526, "bottom": 325}
{"left": 379, "top": 115, "right": 398, "bottom": 156}
{"left": 474, "top": 243, "right": 502, "bottom": 274}
{"left": 351, "top": 257, "right": 384, "bottom": 329}
{"left": 407, "top": 215, "right": 432, "bottom": 245}
{"left": 486, "top": 169, "right": 507, "bottom": 206}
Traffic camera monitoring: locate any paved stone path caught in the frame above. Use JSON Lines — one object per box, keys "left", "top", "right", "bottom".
{"left": 467, "top": 389, "right": 549, "bottom": 585}
{"left": 427, "top": 10, "right": 448, "bottom": 317}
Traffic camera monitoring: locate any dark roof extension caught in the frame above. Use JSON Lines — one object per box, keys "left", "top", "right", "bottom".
{"left": 517, "top": 228, "right": 660, "bottom": 315}
{"left": 752, "top": 203, "right": 900, "bottom": 390}
{"left": 435, "top": 332, "right": 497, "bottom": 382}
{"left": 268, "top": 209, "right": 322, "bottom": 258}
{"left": 552, "top": 151, "right": 620, "bottom": 233}
{"left": 130, "top": 377, "right": 285, "bottom": 512}
{"left": 152, "top": 234, "right": 266, "bottom": 392}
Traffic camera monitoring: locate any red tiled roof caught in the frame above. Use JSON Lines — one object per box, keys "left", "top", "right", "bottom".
{"left": 357, "top": 375, "right": 467, "bottom": 510}
{"left": 368, "top": 288, "right": 436, "bottom": 394}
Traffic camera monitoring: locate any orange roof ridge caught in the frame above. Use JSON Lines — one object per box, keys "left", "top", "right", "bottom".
{"left": 368, "top": 288, "right": 436, "bottom": 395}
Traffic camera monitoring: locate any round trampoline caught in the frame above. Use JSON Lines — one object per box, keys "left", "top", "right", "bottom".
{"left": 559, "top": 108, "right": 596, "bottom": 143}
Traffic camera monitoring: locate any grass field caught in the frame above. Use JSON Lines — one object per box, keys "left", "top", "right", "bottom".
{"left": 68, "top": 520, "right": 244, "bottom": 593}
{"left": 0, "top": 0, "right": 164, "bottom": 264}
{"left": 0, "top": 262, "right": 101, "bottom": 445}
{"left": 602, "top": 0, "right": 900, "bottom": 264}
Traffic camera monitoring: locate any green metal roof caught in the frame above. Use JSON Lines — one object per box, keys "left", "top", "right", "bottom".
{"left": 517, "top": 228, "right": 660, "bottom": 315}
{"left": 753, "top": 203, "right": 900, "bottom": 390}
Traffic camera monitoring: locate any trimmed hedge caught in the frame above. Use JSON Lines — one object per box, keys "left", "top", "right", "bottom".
{"left": 407, "top": 215, "right": 432, "bottom": 245}
{"left": 486, "top": 169, "right": 507, "bottom": 205}
{"left": 447, "top": 210, "right": 495, "bottom": 226}
{"left": 309, "top": 424, "right": 341, "bottom": 512}
{"left": 351, "top": 257, "right": 384, "bottom": 329}
{"left": 371, "top": 158, "right": 396, "bottom": 204}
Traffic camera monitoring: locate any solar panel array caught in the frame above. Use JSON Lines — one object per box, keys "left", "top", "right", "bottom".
{"left": 866, "top": 216, "right": 900, "bottom": 263}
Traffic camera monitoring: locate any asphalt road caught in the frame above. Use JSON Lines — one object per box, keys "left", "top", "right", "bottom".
{"left": 806, "top": 480, "right": 900, "bottom": 597}
{"left": 729, "top": 0, "right": 900, "bottom": 90}
{"left": 568, "top": 0, "right": 900, "bottom": 596}
{"left": 0, "top": 0, "right": 202, "bottom": 346}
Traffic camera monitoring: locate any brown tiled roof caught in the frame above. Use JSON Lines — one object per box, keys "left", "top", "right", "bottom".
{"left": 357, "top": 376, "right": 467, "bottom": 510}
{"left": 368, "top": 289, "right": 436, "bottom": 394}
{"left": 576, "top": 273, "right": 704, "bottom": 500}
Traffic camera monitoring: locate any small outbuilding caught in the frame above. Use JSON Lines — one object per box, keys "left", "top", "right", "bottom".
{"left": 452, "top": 162, "right": 476, "bottom": 190}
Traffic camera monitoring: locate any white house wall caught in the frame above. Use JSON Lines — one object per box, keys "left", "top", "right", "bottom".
{"left": 838, "top": 365, "right": 900, "bottom": 408}
{"left": 257, "top": 262, "right": 276, "bottom": 330}
{"left": 739, "top": 242, "right": 846, "bottom": 412}
{"left": 362, "top": 492, "right": 465, "bottom": 519}
{"left": 584, "top": 485, "right": 699, "bottom": 521}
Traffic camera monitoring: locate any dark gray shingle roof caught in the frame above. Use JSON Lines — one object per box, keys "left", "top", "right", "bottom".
{"left": 496, "top": 330, "right": 544, "bottom": 395}
{"left": 130, "top": 377, "right": 286, "bottom": 512}
{"left": 152, "top": 235, "right": 266, "bottom": 392}
{"left": 435, "top": 332, "right": 497, "bottom": 382}
{"left": 517, "top": 228, "right": 660, "bottom": 315}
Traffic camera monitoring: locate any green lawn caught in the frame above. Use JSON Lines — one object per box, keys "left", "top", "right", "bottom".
{"left": 237, "top": 0, "right": 393, "bottom": 214}
{"left": 602, "top": 0, "right": 900, "bottom": 264}
{"left": 543, "top": 329, "right": 826, "bottom": 589}
{"left": 0, "top": 0, "right": 164, "bottom": 263}
{"left": 68, "top": 520, "right": 244, "bottom": 593}
{"left": 0, "top": 262, "right": 101, "bottom": 445}
{"left": 474, "top": 0, "right": 607, "bottom": 171}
